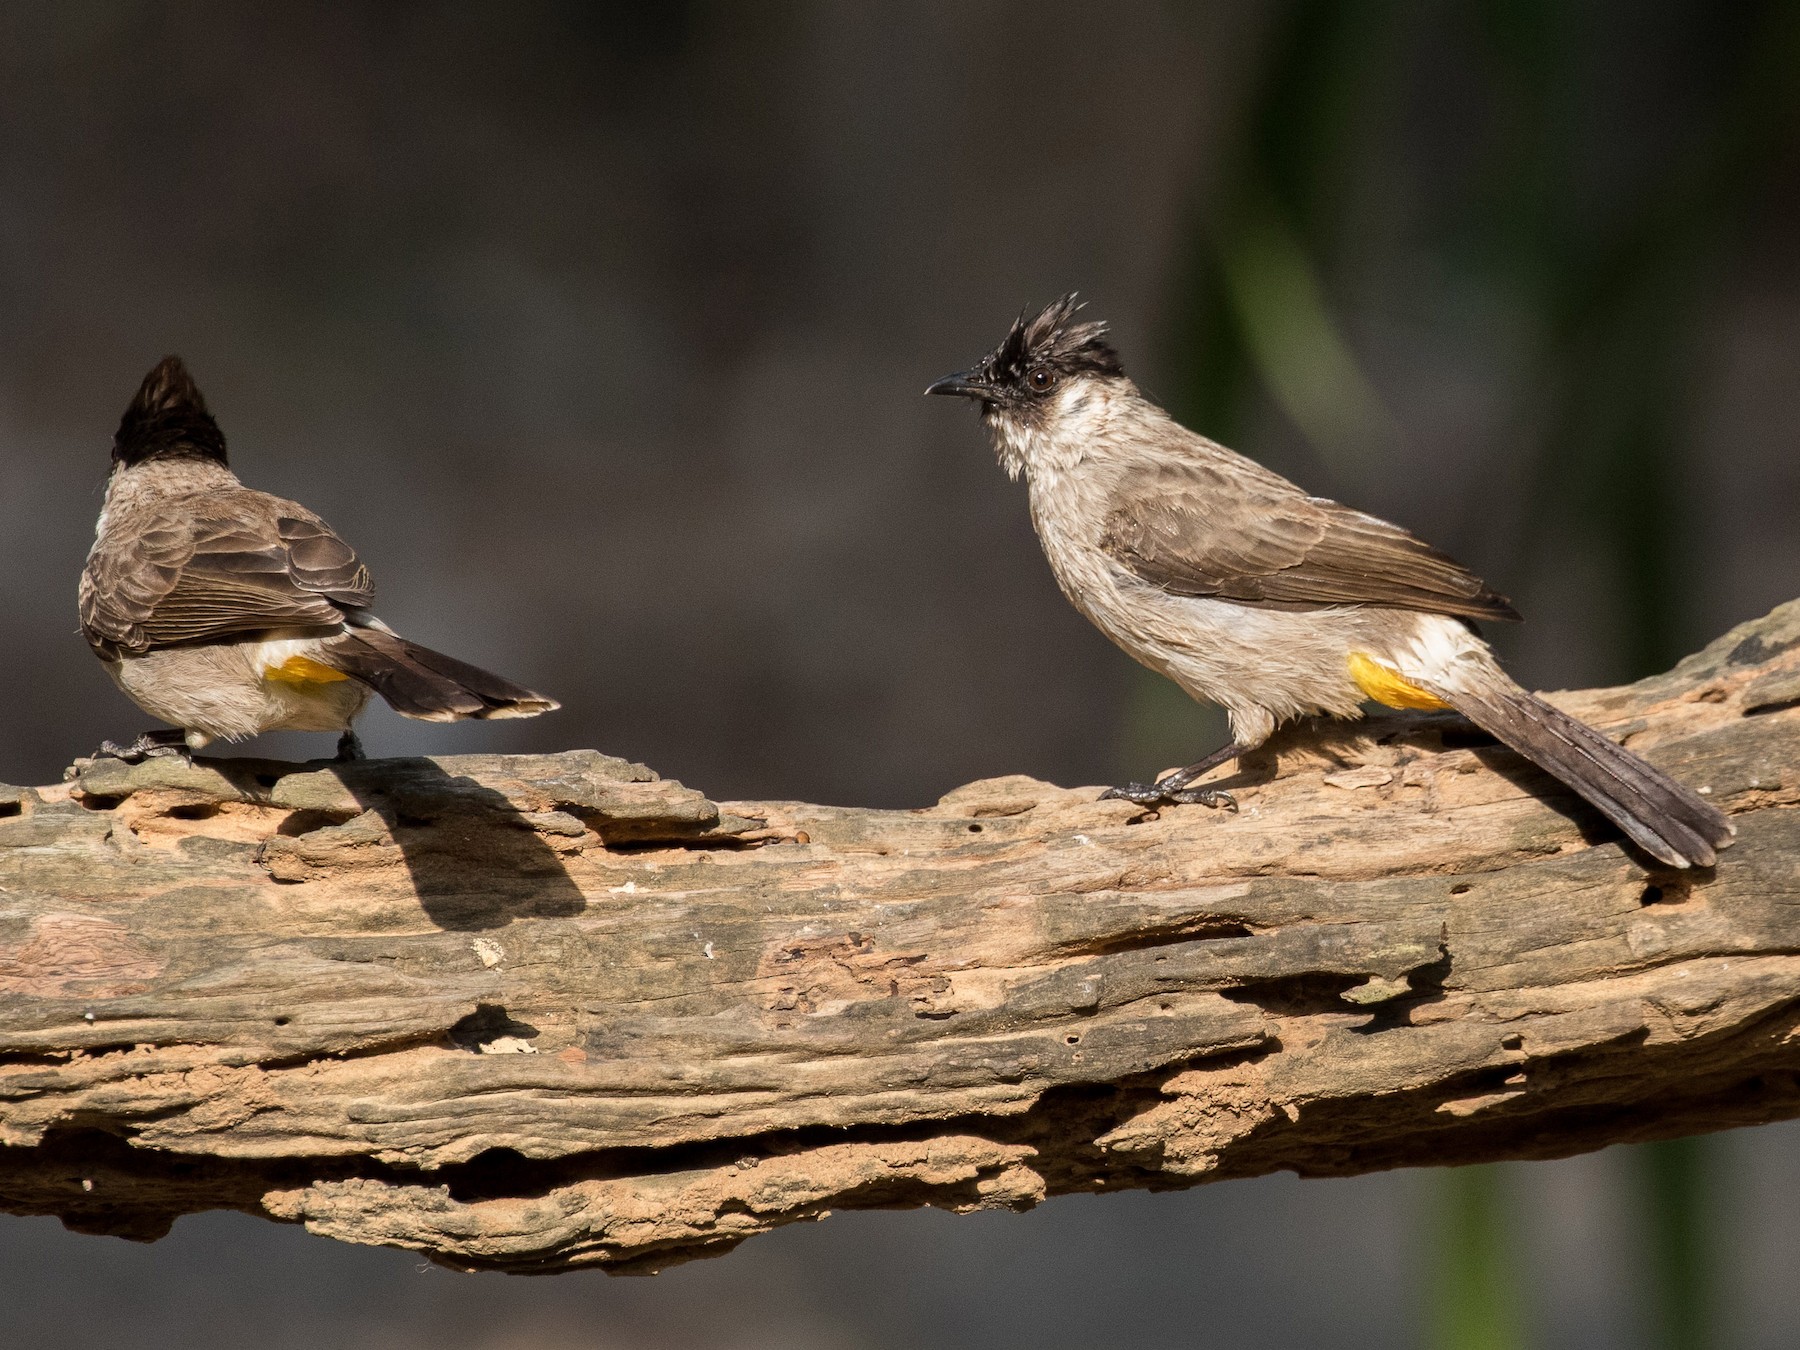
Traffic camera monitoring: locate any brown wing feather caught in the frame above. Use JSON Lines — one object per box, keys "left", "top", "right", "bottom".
{"left": 82, "top": 489, "right": 375, "bottom": 655}
{"left": 1098, "top": 458, "right": 1520, "bottom": 622}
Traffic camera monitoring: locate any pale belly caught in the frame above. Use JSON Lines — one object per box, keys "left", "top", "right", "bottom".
{"left": 1098, "top": 584, "right": 1379, "bottom": 723}
{"left": 107, "top": 641, "right": 371, "bottom": 744}
{"left": 1042, "top": 536, "right": 1473, "bottom": 746}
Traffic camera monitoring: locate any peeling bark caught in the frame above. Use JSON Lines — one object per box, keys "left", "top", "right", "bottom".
{"left": 2, "top": 601, "right": 1798, "bottom": 1273}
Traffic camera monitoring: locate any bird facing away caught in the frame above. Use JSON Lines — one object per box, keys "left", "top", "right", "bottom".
{"left": 927, "top": 297, "right": 1733, "bottom": 869}
{"left": 80, "top": 357, "right": 558, "bottom": 762}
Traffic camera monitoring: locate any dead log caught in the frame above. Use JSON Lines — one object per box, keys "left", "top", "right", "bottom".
{"left": 2, "top": 600, "right": 1798, "bottom": 1273}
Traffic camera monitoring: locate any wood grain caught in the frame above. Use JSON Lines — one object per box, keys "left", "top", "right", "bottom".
{"left": 3, "top": 601, "right": 1798, "bottom": 1273}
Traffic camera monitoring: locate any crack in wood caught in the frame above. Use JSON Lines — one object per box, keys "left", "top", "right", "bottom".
{"left": 0, "top": 599, "right": 1798, "bottom": 1271}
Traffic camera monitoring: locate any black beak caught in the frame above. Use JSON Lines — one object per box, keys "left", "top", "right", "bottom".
{"left": 925, "top": 371, "right": 996, "bottom": 401}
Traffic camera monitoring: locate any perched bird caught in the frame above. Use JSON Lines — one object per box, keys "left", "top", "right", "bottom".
{"left": 80, "top": 356, "right": 558, "bottom": 761}
{"left": 927, "top": 297, "right": 1732, "bottom": 869}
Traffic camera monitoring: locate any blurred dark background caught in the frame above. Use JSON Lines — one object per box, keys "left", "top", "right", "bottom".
{"left": 2, "top": 2, "right": 1797, "bottom": 1347}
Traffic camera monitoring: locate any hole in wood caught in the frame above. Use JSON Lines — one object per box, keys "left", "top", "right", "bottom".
{"left": 276, "top": 809, "right": 352, "bottom": 837}
{"left": 1639, "top": 878, "right": 1692, "bottom": 905}
{"left": 449, "top": 1003, "right": 541, "bottom": 1051}
{"left": 1745, "top": 697, "right": 1800, "bottom": 717}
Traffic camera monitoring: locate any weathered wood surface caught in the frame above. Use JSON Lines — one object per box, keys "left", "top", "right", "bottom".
{"left": 2, "top": 602, "right": 1798, "bottom": 1273}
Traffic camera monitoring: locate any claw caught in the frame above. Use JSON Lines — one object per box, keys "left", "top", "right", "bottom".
{"left": 1168, "top": 787, "right": 1236, "bottom": 811}
{"left": 1100, "top": 780, "right": 1236, "bottom": 811}
{"left": 1102, "top": 742, "right": 1246, "bottom": 811}
{"left": 1100, "top": 781, "right": 1174, "bottom": 805}
{"left": 93, "top": 730, "right": 191, "bottom": 764}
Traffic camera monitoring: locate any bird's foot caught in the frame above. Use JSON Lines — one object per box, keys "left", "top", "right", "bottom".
{"left": 93, "top": 730, "right": 191, "bottom": 763}
{"left": 1168, "top": 786, "right": 1237, "bottom": 810}
{"left": 334, "top": 730, "right": 365, "bottom": 763}
{"left": 1101, "top": 743, "right": 1246, "bottom": 813}
{"left": 1100, "top": 781, "right": 1237, "bottom": 811}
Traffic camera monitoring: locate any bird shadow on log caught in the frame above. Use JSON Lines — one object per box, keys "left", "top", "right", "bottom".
{"left": 310, "top": 758, "right": 588, "bottom": 932}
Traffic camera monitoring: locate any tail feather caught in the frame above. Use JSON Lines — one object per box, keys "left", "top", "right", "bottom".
{"left": 324, "top": 629, "right": 559, "bottom": 724}
{"left": 1433, "top": 674, "right": 1733, "bottom": 869}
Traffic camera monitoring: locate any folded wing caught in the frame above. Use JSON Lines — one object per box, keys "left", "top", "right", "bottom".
{"left": 1098, "top": 455, "right": 1520, "bottom": 622}
{"left": 81, "top": 490, "right": 374, "bottom": 656}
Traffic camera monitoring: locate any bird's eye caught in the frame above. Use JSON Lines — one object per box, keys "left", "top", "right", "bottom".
{"left": 1027, "top": 367, "right": 1055, "bottom": 392}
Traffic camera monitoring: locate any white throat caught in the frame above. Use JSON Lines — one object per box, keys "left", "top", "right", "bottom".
{"left": 988, "top": 375, "right": 1134, "bottom": 487}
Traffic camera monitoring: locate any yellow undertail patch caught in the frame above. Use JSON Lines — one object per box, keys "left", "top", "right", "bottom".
{"left": 264, "top": 654, "right": 352, "bottom": 687}
{"left": 1347, "top": 651, "right": 1451, "bottom": 711}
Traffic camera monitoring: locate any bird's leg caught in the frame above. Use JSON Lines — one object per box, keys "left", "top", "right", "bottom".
{"left": 1102, "top": 742, "right": 1245, "bottom": 810}
{"left": 94, "top": 728, "right": 191, "bottom": 763}
{"left": 334, "top": 729, "right": 366, "bottom": 763}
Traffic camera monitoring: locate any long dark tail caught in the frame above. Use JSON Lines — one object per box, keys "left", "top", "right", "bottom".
{"left": 1436, "top": 671, "right": 1732, "bottom": 869}
{"left": 324, "top": 627, "right": 559, "bottom": 723}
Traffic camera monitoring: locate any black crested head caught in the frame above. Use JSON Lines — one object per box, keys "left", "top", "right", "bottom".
{"left": 925, "top": 294, "right": 1124, "bottom": 414}
{"left": 989, "top": 294, "right": 1123, "bottom": 387}
{"left": 113, "top": 356, "right": 227, "bottom": 468}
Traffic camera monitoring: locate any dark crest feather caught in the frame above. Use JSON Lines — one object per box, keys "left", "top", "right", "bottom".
{"left": 986, "top": 293, "right": 1123, "bottom": 384}
{"left": 114, "top": 356, "right": 228, "bottom": 467}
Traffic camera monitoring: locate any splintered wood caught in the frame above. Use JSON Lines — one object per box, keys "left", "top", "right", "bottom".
{"left": 2, "top": 602, "right": 1798, "bottom": 1273}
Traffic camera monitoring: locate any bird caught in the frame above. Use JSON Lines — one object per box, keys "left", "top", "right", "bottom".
{"left": 926, "top": 296, "right": 1733, "bottom": 869}
{"left": 79, "top": 355, "right": 558, "bottom": 763}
